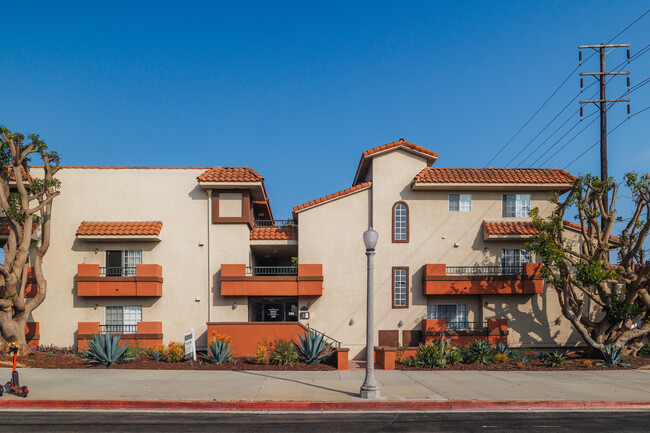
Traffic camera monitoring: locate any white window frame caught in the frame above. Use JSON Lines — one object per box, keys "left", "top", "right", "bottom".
{"left": 105, "top": 249, "right": 142, "bottom": 276}
{"left": 393, "top": 203, "right": 407, "bottom": 241}
{"left": 449, "top": 194, "right": 472, "bottom": 212}
{"left": 105, "top": 305, "right": 142, "bottom": 334}
{"left": 501, "top": 248, "right": 531, "bottom": 272}
{"left": 393, "top": 268, "right": 408, "bottom": 307}
{"left": 427, "top": 304, "right": 468, "bottom": 330}
{"left": 502, "top": 194, "right": 531, "bottom": 218}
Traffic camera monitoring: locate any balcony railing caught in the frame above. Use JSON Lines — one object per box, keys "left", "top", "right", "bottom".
{"left": 246, "top": 266, "right": 298, "bottom": 276}
{"left": 99, "top": 266, "right": 137, "bottom": 277}
{"left": 99, "top": 324, "right": 138, "bottom": 334}
{"left": 253, "top": 219, "right": 297, "bottom": 228}
{"left": 443, "top": 321, "right": 486, "bottom": 331}
{"left": 445, "top": 265, "right": 523, "bottom": 276}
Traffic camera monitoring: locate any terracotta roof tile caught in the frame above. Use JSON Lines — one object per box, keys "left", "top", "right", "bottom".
{"left": 293, "top": 182, "right": 372, "bottom": 213}
{"left": 0, "top": 219, "right": 38, "bottom": 235}
{"left": 250, "top": 226, "right": 297, "bottom": 241}
{"left": 197, "top": 167, "right": 263, "bottom": 183}
{"left": 76, "top": 221, "right": 163, "bottom": 236}
{"left": 563, "top": 220, "right": 621, "bottom": 243}
{"left": 483, "top": 221, "right": 539, "bottom": 236}
{"left": 414, "top": 168, "right": 576, "bottom": 184}
{"left": 362, "top": 140, "right": 439, "bottom": 159}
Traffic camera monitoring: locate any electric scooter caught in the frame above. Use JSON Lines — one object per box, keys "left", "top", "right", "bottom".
{"left": 0, "top": 344, "right": 29, "bottom": 397}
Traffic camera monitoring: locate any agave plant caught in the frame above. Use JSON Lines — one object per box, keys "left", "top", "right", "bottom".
{"left": 544, "top": 351, "right": 569, "bottom": 368}
{"left": 81, "top": 333, "right": 135, "bottom": 367}
{"left": 599, "top": 344, "right": 629, "bottom": 367}
{"left": 203, "top": 339, "right": 235, "bottom": 365}
{"left": 468, "top": 340, "right": 492, "bottom": 364}
{"left": 295, "top": 331, "right": 333, "bottom": 364}
{"left": 493, "top": 343, "right": 511, "bottom": 357}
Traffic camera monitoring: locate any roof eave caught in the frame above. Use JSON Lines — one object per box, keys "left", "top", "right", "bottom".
{"left": 412, "top": 182, "right": 574, "bottom": 191}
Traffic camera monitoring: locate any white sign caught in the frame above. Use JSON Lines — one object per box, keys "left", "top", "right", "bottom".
{"left": 184, "top": 328, "right": 197, "bottom": 361}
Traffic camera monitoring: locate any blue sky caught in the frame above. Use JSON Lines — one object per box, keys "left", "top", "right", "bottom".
{"left": 1, "top": 1, "right": 648, "bottom": 220}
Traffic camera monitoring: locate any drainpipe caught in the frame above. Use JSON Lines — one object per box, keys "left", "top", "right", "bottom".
{"left": 207, "top": 189, "right": 212, "bottom": 323}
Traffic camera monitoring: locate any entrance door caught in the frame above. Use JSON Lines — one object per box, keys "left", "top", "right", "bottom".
{"left": 249, "top": 297, "right": 298, "bottom": 322}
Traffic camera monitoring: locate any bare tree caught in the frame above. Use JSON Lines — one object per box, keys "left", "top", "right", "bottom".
{"left": 528, "top": 173, "right": 649, "bottom": 357}
{"left": 0, "top": 126, "right": 60, "bottom": 349}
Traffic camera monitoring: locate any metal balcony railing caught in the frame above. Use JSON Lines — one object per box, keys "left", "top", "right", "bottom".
{"left": 253, "top": 219, "right": 297, "bottom": 228}
{"left": 444, "top": 321, "right": 486, "bottom": 332}
{"left": 246, "top": 266, "right": 297, "bottom": 276}
{"left": 99, "top": 266, "right": 137, "bottom": 277}
{"left": 99, "top": 324, "right": 137, "bottom": 334}
{"left": 445, "top": 265, "right": 523, "bottom": 276}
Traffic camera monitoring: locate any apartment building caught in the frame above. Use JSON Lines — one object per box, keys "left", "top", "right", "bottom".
{"left": 24, "top": 140, "right": 585, "bottom": 360}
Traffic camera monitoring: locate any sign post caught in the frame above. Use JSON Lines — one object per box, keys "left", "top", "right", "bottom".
{"left": 184, "top": 328, "right": 196, "bottom": 361}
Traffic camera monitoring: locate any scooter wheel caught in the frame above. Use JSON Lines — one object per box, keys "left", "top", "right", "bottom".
{"left": 21, "top": 387, "right": 28, "bottom": 398}
{"left": 0, "top": 386, "right": 3, "bottom": 396}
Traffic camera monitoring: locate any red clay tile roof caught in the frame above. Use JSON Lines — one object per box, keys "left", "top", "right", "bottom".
{"left": 482, "top": 220, "right": 621, "bottom": 243}
{"left": 413, "top": 168, "right": 576, "bottom": 184}
{"left": 250, "top": 226, "right": 297, "bottom": 241}
{"left": 362, "top": 140, "right": 439, "bottom": 159}
{"left": 76, "top": 221, "right": 163, "bottom": 237}
{"left": 0, "top": 219, "right": 38, "bottom": 235}
{"left": 197, "top": 167, "right": 263, "bottom": 183}
{"left": 293, "top": 182, "right": 372, "bottom": 213}
{"left": 483, "top": 221, "right": 538, "bottom": 236}
{"left": 59, "top": 166, "right": 212, "bottom": 170}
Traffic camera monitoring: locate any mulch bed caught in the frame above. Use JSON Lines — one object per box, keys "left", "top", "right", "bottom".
{"left": 396, "top": 355, "right": 650, "bottom": 371}
{"left": 0, "top": 352, "right": 336, "bottom": 371}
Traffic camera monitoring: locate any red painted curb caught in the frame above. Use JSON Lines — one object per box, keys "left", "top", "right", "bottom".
{"left": 0, "top": 399, "right": 649, "bottom": 411}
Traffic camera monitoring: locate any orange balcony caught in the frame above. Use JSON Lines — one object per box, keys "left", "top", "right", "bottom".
{"left": 422, "top": 263, "right": 543, "bottom": 295}
{"left": 76, "top": 264, "right": 163, "bottom": 297}
{"left": 220, "top": 264, "right": 323, "bottom": 296}
{"left": 76, "top": 321, "right": 163, "bottom": 351}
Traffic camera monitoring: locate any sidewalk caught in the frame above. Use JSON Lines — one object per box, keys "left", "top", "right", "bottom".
{"left": 1, "top": 367, "right": 649, "bottom": 403}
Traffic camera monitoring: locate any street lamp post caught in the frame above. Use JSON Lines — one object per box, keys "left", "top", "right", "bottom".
{"left": 360, "top": 226, "right": 380, "bottom": 399}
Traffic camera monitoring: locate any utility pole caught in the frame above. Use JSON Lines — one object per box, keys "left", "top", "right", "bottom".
{"left": 578, "top": 43, "right": 631, "bottom": 227}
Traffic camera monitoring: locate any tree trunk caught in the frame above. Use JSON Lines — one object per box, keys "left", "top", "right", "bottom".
{"left": 0, "top": 314, "right": 28, "bottom": 350}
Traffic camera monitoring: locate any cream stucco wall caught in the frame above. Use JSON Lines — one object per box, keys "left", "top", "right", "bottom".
{"left": 295, "top": 149, "right": 584, "bottom": 356}
{"left": 31, "top": 168, "right": 213, "bottom": 347}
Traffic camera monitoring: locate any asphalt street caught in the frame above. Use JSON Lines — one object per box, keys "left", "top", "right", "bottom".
{"left": 0, "top": 410, "right": 648, "bottom": 432}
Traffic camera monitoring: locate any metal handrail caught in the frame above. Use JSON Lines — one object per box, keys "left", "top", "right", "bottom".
{"left": 99, "top": 324, "right": 138, "bottom": 334}
{"left": 443, "top": 321, "right": 487, "bottom": 331}
{"left": 445, "top": 265, "right": 523, "bottom": 276}
{"left": 253, "top": 219, "right": 297, "bottom": 228}
{"left": 306, "top": 324, "right": 341, "bottom": 348}
{"left": 99, "top": 266, "right": 137, "bottom": 277}
{"left": 246, "top": 266, "right": 297, "bottom": 276}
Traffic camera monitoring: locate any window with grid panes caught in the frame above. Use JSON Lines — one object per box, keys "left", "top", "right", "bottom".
{"left": 393, "top": 203, "right": 407, "bottom": 241}
{"left": 393, "top": 268, "right": 408, "bottom": 307}
{"left": 105, "top": 306, "right": 142, "bottom": 334}
{"left": 501, "top": 249, "right": 531, "bottom": 274}
{"left": 427, "top": 304, "right": 468, "bottom": 330}
{"left": 449, "top": 194, "right": 472, "bottom": 212}
{"left": 502, "top": 194, "right": 531, "bottom": 218}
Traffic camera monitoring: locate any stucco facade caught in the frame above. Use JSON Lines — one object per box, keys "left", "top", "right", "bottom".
{"left": 18, "top": 140, "right": 586, "bottom": 360}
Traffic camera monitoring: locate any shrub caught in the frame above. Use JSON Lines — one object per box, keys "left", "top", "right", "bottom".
{"left": 32, "top": 344, "right": 76, "bottom": 356}
{"left": 295, "top": 331, "right": 332, "bottom": 364}
{"left": 494, "top": 353, "right": 508, "bottom": 363}
{"left": 204, "top": 339, "right": 235, "bottom": 365}
{"left": 508, "top": 350, "right": 522, "bottom": 361}
{"left": 270, "top": 339, "right": 299, "bottom": 365}
{"left": 493, "top": 343, "right": 511, "bottom": 357}
{"left": 598, "top": 344, "right": 629, "bottom": 367}
{"left": 458, "top": 347, "right": 473, "bottom": 363}
{"left": 544, "top": 351, "right": 569, "bottom": 368}
{"left": 413, "top": 336, "right": 451, "bottom": 368}
{"left": 639, "top": 343, "right": 650, "bottom": 357}
{"left": 81, "top": 333, "right": 135, "bottom": 367}
{"left": 255, "top": 338, "right": 271, "bottom": 364}
{"left": 165, "top": 341, "right": 185, "bottom": 363}
{"left": 445, "top": 349, "right": 463, "bottom": 365}
{"left": 468, "top": 340, "right": 492, "bottom": 364}
{"left": 583, "top": 360, "right": 593, "bottom": 368}
{"left": 148, "top": 346, "right": 165, "bottom": 362}
{"left": 209, "top": 332, "right": 231, "bottom": 345}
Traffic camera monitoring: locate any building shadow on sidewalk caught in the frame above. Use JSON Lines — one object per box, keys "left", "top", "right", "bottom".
{"left": 233, "top": 370, "right": 360, "bottom": 398}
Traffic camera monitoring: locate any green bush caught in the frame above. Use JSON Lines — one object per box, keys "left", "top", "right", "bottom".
{"left": 544, "top": 351, "right": 569, "bottom": 367}
{"left": 639, "top": 343, "right": 650, "bottom": 357}
{"left": 412, "top": 336, "right": 452, "bottom": 368}
{"left": 468, "top": 340, "right": 493, "bottom": 364}
{"left": 270, "top": 339, "right": 299, "bottom": 365}
{"left": 445, "top": 349, "right": 463, "bottom": 365}
{"left": 81, "top": 333, "right": 135, "bottom": 367}
{"left": 295, "top": 331, "right": 332, "bottom": 364}
{"left": 598, "top": 344, "right": 629, "bottom": 367}
{"left": 492, "top": 343, "right": 511, "bottom": 357}
{"left": 204, "top": 339, "right": 236, "bottom": 365}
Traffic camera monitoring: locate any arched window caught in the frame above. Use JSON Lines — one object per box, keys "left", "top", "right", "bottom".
{"left": 392, "top": 201, "right": 409, "bottom": 243}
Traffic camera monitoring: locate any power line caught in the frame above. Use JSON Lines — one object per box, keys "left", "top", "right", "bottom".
{"left": 563, "top": 105, "right": 650, "bottom": 169}
{"left": 484, "top": 8, "right": 649, "bottom": 167}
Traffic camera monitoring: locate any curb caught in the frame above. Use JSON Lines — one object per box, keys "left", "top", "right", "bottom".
{"left": 0, "top": 399, "right": 649, "bottom": 411}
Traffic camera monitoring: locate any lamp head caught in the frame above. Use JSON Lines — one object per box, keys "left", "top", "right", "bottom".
{"left": 363, "top": 226, "right": 379, "bottom": 250}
